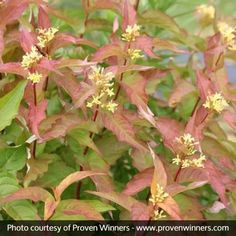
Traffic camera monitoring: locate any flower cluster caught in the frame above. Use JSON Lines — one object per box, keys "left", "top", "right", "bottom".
{"left": 196, "top": 4, "right": 215, "bottom": 21}
{"left": 173, "top": 133, "right": 206, "bottom": 168}
{"left": 122, "top": 24, "right": 141, "bottom": 42}
{"left": 21, "top": 46, "right": 43, "bottom": 69}
{"left": 217, "top": 22, "right": 236, "bottom": 50}
{"left": 37, "top": 27, "right": 58, "bottom": 48}
{"left": 27, "top": 72, "right": 43, "bottom": 84}
{"left": 173, "top": 153, "right": 206, "bottom": 168}
{"left": 203, "top": 92, "right": 229, "bottom": 113}
{"left": 127, "top": 48, "right": 143, "bottom": 60}
{"left": 149, "top": 184, "right": 169, "bottom": 205}
{"left": 149, "top": 184, "right": 168, "bottom": 220}
{"left": 86, "top": 66, "right": 118, "bottom": 113}
{"left": 175, "top": 133, "right": 198, "bottom": 156}
{"left": 21, "top": 46, "right": 43, "bottom": 84}
{"left": 152, "top": 209, "right": 166, "bottom": 220}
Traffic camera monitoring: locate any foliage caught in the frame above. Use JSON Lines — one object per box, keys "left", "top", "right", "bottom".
{"left": 0, "top": 0, "right": 236, "bottom": 220}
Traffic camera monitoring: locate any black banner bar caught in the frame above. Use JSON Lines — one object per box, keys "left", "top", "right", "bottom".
{"left": 0, "top": 221, "right": 235, "bottom": 236}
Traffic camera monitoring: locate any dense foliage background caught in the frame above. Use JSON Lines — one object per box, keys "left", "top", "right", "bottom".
{"left": 0, "top": 0, "right": 236, "bottom": 220}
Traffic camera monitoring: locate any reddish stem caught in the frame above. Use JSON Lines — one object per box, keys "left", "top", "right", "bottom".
{"left": 32, "top": 83, "right": 37, "bottom": 159}
{"left": 77, "top": 42, "right": 130, "bottom": 198}
{"left": 76, "top": 107, "right": 99, "bottom": 199}
{"left": 80, "top": 0, "right": 90, "bottom": 38}
{"left": 174, "top": 165, "right": 182, "bottom": 182}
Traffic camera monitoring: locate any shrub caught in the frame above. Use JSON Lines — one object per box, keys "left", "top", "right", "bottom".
{"left": 0, "top": 0, "right": 235, "bottom": 220}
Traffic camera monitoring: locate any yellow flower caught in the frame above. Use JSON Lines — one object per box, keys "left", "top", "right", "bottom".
{"left": 181, "top": 159, "right": 192, "bottom": 168}
{"left": 175, "top": 133, "right": 198, "bottom": 156}
{"left": 21, "top": 46, "right": 43, "bottom": 69}
{"left": 105, "top": 87, "right": 115, "bottom": 97}
{"left": 37, "top": 27, "right": 58, "bottom": 48}
{"left": 127, "top": 49, "right": 143, "bottom": 60}
{"left": 149, "top": 184, "right": 169, "bottom": 205}
{"left": 203, "top": 92, "right": 228, "bottom": 113}
{"left": 27, "top": 72, "right": 43, "bottom": 84}
{"left": 192, "top": 154, "right": 206, "bottom": 168}
{"left": 172, "top": 155, "right": 181, "bottom": 165}
{"left": 88, "top": 66, "right": 114, "bottom": 86}
{"left": 217, "top": 22, "right": 236, "bottom": 51}
{"left": 196, "top": 4, "right": 215, "bottom": 20}
{"left": 173, "top": 153, "right": 206, "bottom": 169}
{"left": 152, "top": 209, "right": 166, "bottom": 220}
{"left": 106, "top": 101, "right": 118, "bottom": 113}
{"left": 173, "top": 133, "right": 206, "bottom": 168}
{"left": 86, "top": 66, "right": 117, "bottom": 113}
{"left": 122, "top": 24, "right": 141, "bottom": 42}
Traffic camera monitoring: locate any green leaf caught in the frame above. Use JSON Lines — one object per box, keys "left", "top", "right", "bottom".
{"left": 0, "top": 172, "right": 40, "bottom": 220}
{"left": 82, "top": 200, "right": 115, "bottom": 212}
{"left": 51, "top": 199, "right": 104, "bottom": 220}
{"left": 0, "top": 145, "right": 27, "bottom": 172}
{"left": 0, "top": 172, "right": 19, "bottom": 197}
{"left": 24, "top": 155, "right": 53, "bottom": 187}
{"left": 0, "top": 80, "right": 27, "bottom": 131}
{"left": 138, "top": 9, "right": 182, "bottom": 34}
{"left": 4, "top": 200, "right": 39, "bottom": 220}
{"left": 34, "top": 160, "right": 75, "bottom": 188}
{"left": 68, "top": 128, "right": 101, "bottom": 154}
{"left": 95, "top": 134, "right": 129, "bottom": 165}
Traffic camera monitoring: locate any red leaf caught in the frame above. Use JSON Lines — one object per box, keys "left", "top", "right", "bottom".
{"left": 52, "top": 69, "right": 84, "bottom": 102}
{"left": 54, "top": 171, "right": 105, "bottom": 200}
{"left": 196, "top": 69, "right": 215, "bottom": 100}
{"left": 204, "top": 33, "right": 225, "bottom": 72}
{"left": 122, "top": 0, "right": 136, "bottom": 30}
{"left": 28, "top": 99, "right": 47, "bottom": 137}
{"left": 38, "top": 6, "right": 51, "bottom": 29}
{"left": 149, "top": 145, "right": 167, "bottom": 188}
{"left": 37, "top": 58, "right": 62, "bottom": 75}
{"left": 123, "top": 168, "right": 153, "bottom": 196}
{"left": 59, "top": 200, "right": 104, "bottom": 220}
{"left": 134, "top": 36, "right": 160, "bottom": 59}
{"left": 20, "top": 29, "right": 36, "bottom": 53}
{"left": 166, "top": 181, "right": 207, "bottom": 196}
{"left": 153, "top": 37, "right": 186, "bottom": 53}
{"left": 92, "top": 44, "right": 124, "bottom": 62}
{"left": 140, "top": 68, "right": 169, "bottom": 81}
{"left": 1, "top": 186, "right": 56, "bottom": 220}
{"left": 0, "top": 62, "right": 28, "bottom": 77}
{"left": 90, "top": 0, "right": 122, "bottom": 13}
{"left": 185, "top": 106, "right": 208, "bottom": 140}
{"left": 158, "top": 196, "right": 182, "bottom": 220}
{"left": 39, "top": 114, "right": 82, "bottom": 141}
{"left": 222, "top": 110, "right": 236, "bottom": 130}
{"left": 102, "top": 111, "right": 146, "bottom": 151}
{"left": 168, "top": 80, "right": 196, "bottom": 107}
{"left": 122, "top": 74, "right": 156, "bottom": 126}
{"left": 0, "top": 1, "right": 28, "bottom": 29}
{"left": 87, "top": 190, "right": 137, "bottom": 211}
{"left": 131, "top": 202, "right": 151, "bottom": 220}
{"left": 1, "top": 187, "right": 54, "bottom": 204}
{"left": 108, "top": 64, "right": 154, "bottom": 75}
{"left": 49, "top": 33, "right": 97, "bottom": 54}
{"left": 155, "top": 117, "right": 183, "bottom": 151}
{"left": 204, "top": 160, "right": 230, "bottom": 206}
{"left": 179, "top": 160, "right": 232, "bottom": 208}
